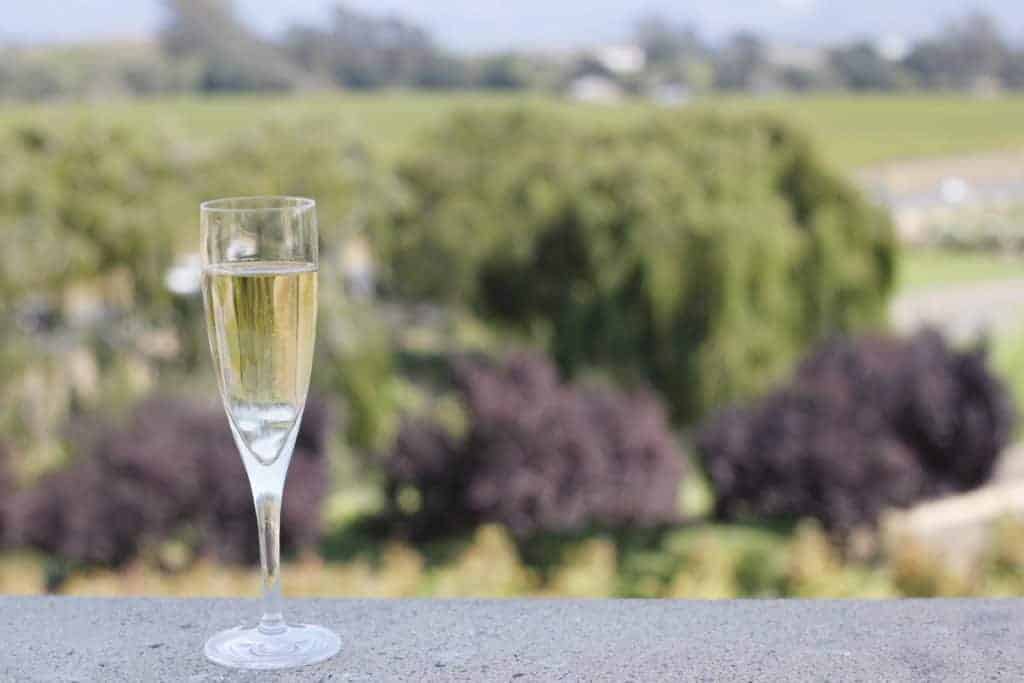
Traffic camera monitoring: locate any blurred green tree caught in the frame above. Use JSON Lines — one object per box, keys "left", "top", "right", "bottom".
{"left": 379, "top": 108, "right": 896, "bottom": 421}
{"left": 904, "top": 12, "right": 1008, "bottom": 90}
{"left": 282, "top": 3, "right": 460, "bottom": 89}
{"left": 161, "top": 0, "right": 302, "bottom": 91}
{"left": 829, "top": 42, "right": 909, "bottom": 91}
{"left": 713, "top": 32, "right": 768, "bottom": 91}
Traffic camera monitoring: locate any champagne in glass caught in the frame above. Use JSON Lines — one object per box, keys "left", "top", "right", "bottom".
{"left": 200, "top": 197, "right": 340, "bottom": 670}
{"left": 204, "top": 261, "right": 317, "bottom": 467}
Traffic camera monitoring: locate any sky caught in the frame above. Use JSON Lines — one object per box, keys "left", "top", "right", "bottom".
{"left": 4, "top": 0, "right": 1024, "bottom": 52}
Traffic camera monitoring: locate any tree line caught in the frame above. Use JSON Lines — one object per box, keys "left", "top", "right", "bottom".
{"left": 1, "top": 1, "right": 1022, "bottom": 100}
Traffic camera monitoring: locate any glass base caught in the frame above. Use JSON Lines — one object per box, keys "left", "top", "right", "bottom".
{"left": 204, "top": 622, "right": 341, "bottom": 670}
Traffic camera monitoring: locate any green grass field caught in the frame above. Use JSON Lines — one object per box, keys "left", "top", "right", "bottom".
{"left": 899, "top": 249, "right": 1024, "bottom": 293}
{"left": 4, "top": 92, "right": 1024, "bottom": 169}
{"left": 712, "top": 94, "right": 1024, "bottom": 168}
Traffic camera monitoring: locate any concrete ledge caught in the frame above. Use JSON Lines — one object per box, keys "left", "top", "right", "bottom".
{"left": 1, "top": 596, "right": 1022, "bottom": 681}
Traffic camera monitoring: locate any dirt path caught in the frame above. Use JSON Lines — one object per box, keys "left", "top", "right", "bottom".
{"left": 858, "top": 150, "right": 1024, "bottom": 202}
{"left": 890, "top": 277, "right": 1024, "bottom": 343}
{"left": 857, "top": 150, "right": 1024, "bottom": 243}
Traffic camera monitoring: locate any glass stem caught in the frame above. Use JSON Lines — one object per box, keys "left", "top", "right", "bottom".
{"left": 254, "top": 491, "right": 285, "bottom": 634}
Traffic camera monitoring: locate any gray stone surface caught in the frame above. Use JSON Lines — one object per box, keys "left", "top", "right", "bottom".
{"left": 1, "top": 597, "right": 1022, "bottom": 682}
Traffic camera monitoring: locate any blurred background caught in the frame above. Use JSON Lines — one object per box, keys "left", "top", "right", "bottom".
{"left": 2, "top": 0, "right": 1024, "bottom": 599}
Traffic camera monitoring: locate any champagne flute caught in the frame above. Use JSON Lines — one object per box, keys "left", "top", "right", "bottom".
{"left": 200, "top": 196, "right": 340, "bottom": 670}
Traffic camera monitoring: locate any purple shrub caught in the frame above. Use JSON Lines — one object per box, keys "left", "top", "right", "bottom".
{"left": 385, "top": 418, "right": 468, "bottom": 537}
{"left": 385, "top": 353, "right": 686, "bottom": 539}
{"left": 697, "top": 331, "right": 1015, "bottom": 533}
{"left": 0, "top": 442, "right": 12, "bottom": 546}
{"left": 10, "top": 396, "right": 330, "bottom": 566}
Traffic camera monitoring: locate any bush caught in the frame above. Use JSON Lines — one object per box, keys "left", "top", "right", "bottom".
{"left": 697, "top": 331, "right": 1015, "bottom": 533}
{"left": 0, "top": 45, "right": 200, "bottom": 102}
{"left": 0, "top": 442, "right": 11, "bottom": 546}
{"left": 9, "top": 396, "right": 330, "bottom": 566}
{"left": 0, "top": 115, "right": 399, "bottom": 466}
{"left": 0, "top": 115, "right": 392, "bottom": 319}
{"left": 384, "top": 353, "right": 686, "bottom": 539}
{"left": 0, "top": 121, "right": 190, "bottom": 315}
{"left": 380, "top": 108, "right": 896, "bottom": 421}
{"left": 314, "top": 297, "right": 400, "bottom": 452}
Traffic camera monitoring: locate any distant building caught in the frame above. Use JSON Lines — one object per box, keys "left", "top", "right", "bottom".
{"left": 876, "top": 34, "right": 910, "bottom": 62}
{"left": 594, "top": 44, "right": 646, "bottom": 76}
{"left": 563, "top": 43, "right": 645, "bottom": 102}
{"left": 567, "top": 74, "right": 625, "bottom": 103}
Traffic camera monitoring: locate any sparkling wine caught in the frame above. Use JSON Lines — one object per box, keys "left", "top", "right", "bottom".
{"left": 203, "top": 261, "right": 317, "bottom": 467}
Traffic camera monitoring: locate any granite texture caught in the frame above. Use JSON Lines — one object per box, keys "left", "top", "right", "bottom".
{"left": 0, "top": 597, "right": 1021, "bottom": 682}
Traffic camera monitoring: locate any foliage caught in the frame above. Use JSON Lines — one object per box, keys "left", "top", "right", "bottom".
{"left": 5, "top": 8, "right": 1024, "bottom": 101}
{"left": 0, "top": 120, "right": 190, "bottom": 315}
{"left": 314, "top": 298, "right": 400, "bottom": 451}
{"left": 887, "top": 540, "right": 973, "bottom": 597}
{"left": 0, "top": 443, "right": 11, "bottom": 546}
{"left": 471, "top": 54, "right": 532, "bottom": 90}
{"left": 713, "top": 32, "right": 768, "bottom": 90}
{"left": 11, "top": 513, "right": 1024, "bottom": 598}
{"left": 161, "top": 0, "right": 303, "bottom": 92}
{"left": 697, "top": 331, "right": 1015, "bottom": 533}
{"left": 828, "top": 42, "right": 910, "bottom": 91}
{"left": 5, "top": 93, "right": 1024, "bottom": 172}
{"left": 282, "top": 4, "right": 461, "bottom": 89}
{"left": 8, "top": 396, "right": 331, "bottom": 566}
{"left": 383, "top": 108, "right": 895, "bottom": 420}
{"left": 1, "top": 91, "right": 1023, "bottom": 600}
{"left": 992, "top": 323, "right": 1024, "bottom": 426}
{"left": 432, "top": 525, "right": 538, "bottom": 596}
{"left": 0, "top": 44, "right": 199, "bottom": 102}
{"left": 903, "top": 13, "right": 1008, "bottom": 90}
{"left": 0, "top": 120, "right": 199, "bottom": 456}
{"left": 384, "top": 353, "right": 686, "bottom": 539}
{"left": 633, "top": 14, "right": 707, "bottom": 68}
{"left": 0, "top": 113, "right": 396, "bottom": 465}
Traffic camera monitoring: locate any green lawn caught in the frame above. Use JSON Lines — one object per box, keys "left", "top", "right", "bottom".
{"left": 993, "top": 325, "right": 1024, "bottom": 420}
{"left": 4, "top": 92, "right": 1024, "bottom": 169}
{"left": 898, "top": 249, "right": 1024, "bottom": 293}
{"left": 712, "top": 94, "right": 1024, "bottom": 169}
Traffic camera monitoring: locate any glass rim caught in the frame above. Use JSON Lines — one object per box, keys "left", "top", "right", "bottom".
{"left": 200, "top": 195, "right": 316, "bottom": 214}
